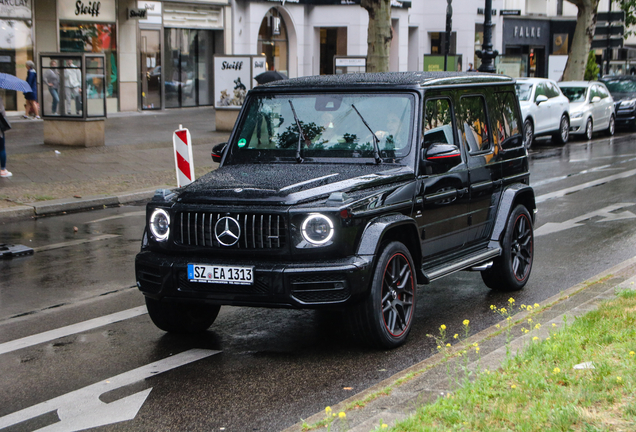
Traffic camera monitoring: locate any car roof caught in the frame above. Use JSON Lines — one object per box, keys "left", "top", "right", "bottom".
{"left": 258, "top": 71, "right": 514, "bottom": 90}
{"left": 515, "top": 77, "right": 555, "bottom": 84}
{"left": 558, "top": 81, "right": 601, "bottom": 87}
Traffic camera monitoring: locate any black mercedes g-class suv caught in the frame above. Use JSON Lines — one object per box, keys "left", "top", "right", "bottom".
{"left": 136, "top": 72, "right": 535, "bottom": 349}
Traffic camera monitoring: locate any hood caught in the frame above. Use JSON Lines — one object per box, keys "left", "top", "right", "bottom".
{"left": 569, "top": 101, "right": 586, "bottom": 113}
{"left": 177, "top": 163, "right": 415, "bottom": 206}
{"left": 609, "top": 92, "right": 636, "bottom": 102}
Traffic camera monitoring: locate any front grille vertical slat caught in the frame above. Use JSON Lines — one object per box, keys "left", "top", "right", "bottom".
{"left": 176, "top": 211, "right": 285, "bottom": 249}
{"left": 194, "top": 213, "right": 198, "bottom": 246}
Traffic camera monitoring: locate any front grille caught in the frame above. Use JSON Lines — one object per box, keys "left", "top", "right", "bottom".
{"left": 290, "top": 274, "right": 350, "bottom": 304}
{"left": 174, "top": 211, "right": 287, "bottom": 250}
{"left": 136, "top": 262, "right": 164, "bottom": 294}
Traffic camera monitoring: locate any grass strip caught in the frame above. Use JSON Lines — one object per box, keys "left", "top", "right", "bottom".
{"left": 389, "top": 289, "right": 636, "bottom": 432}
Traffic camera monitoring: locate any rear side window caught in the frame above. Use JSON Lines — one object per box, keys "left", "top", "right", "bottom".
{"left": 423, "top": 98, "right": 455, "bottom": 147}
{"left": 457, "top": 95, "right": 491, "bottom": 153}
{"left": 492, "top": 92, "right": 523, "bottom": 148}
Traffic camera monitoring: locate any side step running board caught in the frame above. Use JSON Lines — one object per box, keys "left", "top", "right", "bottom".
{"left": 422, "top": 247, "right": 501, "bottom": 284}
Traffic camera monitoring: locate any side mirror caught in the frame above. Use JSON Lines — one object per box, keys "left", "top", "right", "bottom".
{"left": 591, "top": 96, "right": 601, "bottom": 103}
{"left": 424, "top": 143, "right": 462, "bottom": 164}
{"left": 535, "top": 95, "right": 549, "bottom": 105}
{"left": 211, "top": 142, "right": 227, "bottom": 163}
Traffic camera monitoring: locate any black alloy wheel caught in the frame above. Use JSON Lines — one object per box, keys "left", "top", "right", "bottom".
{"left": 585, "top": 118, "right": 593, "bottom": 140}
{"left": 481, "top": 205, "right": 534, "bottom": 291}
{"left": 524, "top": 119, "right": 534, "bottom": 149}
{"left": 349, "top": 241, "right": 416, "bottom": 348}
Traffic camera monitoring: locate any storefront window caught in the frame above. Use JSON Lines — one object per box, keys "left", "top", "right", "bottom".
{"left": 0, "top": 19, "right": 33, "bottom": 111}
{"left": 258, "top": 9, "right": 288, "bottom": 76}
{"left": 59, "top": 23, "right": 117, "bottom": 99}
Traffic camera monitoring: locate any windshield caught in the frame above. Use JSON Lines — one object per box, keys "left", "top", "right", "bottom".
{"left": 515, "top": 83, "right": 533, "bottom": 101}
{"left": 227, "top": 93, "right": 414, "bottom": 163}
{"left": 560, "top": 86, "right": 587, "bottom": 102}
{"left": 603, "top": 79, "right": 636, "bottom": 93}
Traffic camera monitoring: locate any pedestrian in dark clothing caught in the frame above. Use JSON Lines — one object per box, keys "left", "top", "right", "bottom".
{"left": 0, "top": 96, "right": 12, "bottom": 178}
{"left": 24, "top": 60, "right": 40, "bottom": 119}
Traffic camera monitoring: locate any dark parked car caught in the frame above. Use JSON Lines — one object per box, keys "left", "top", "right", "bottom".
{"left": 136, "top": 72, "right": 536, "bottom": 349}
{"left": 600, "top": 75, "right": 636, "bottom": 129}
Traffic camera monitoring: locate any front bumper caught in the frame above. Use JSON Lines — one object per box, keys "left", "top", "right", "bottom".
{"left": 615, "top": 109, "right": 636, "bottom": 127}
{"left": 569, "top": 116, "right": 585, "bottom": 134}
{"left": 135, "top": 250, "right": 374, "bottom": 308}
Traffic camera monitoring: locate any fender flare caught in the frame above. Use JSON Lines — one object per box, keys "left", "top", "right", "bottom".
{"left": 489, "top": 184, "right": 536, "bottom": 245}
{"left": 356, "top": 214, "right": 420, "bottom": 256}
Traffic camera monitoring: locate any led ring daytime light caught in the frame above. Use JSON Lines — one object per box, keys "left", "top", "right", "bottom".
{"left": 301, "top": 214, "right": 334, "bottom": 245}
{"left": 149, "top": 208, "right": 170, "bottom": 241}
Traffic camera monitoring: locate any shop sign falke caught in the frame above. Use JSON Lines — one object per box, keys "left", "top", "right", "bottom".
{"left": 0, "top": 0, "right": 31, "bottom": 20}
{"left": 59, "top": 0, "right": 116, "bottom": 23}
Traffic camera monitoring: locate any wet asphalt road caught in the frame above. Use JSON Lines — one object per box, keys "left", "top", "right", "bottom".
{"left": 1, "top": 132, "right": 636, "bottom": 431}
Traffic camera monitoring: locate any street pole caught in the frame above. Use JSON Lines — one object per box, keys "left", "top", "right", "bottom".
{"left": 444, "top": 0, "right": 452, "bottom": 71}
{"left": 476, "top": 0, "right": 498, "bottom": 73}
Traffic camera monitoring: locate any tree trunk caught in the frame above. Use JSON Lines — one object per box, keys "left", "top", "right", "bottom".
{"left": 361, "top": 0, "right": 392, "bottom": 72}
{"left": 562, "top": 0, "right": 600, "bottom": 81}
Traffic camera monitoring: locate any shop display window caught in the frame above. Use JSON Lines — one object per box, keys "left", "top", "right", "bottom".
{"left": 0, "top": 19, "right": 34, "bottom": 111}
{"left": 59, "top": 23, "right": 117, "bottom": 99}
{"left": 258, "top": 9, "right": 288, "bottom": 76}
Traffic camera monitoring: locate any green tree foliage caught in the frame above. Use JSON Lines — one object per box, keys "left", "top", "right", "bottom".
{"left": 584, "top": 50, "right": 600, "bottom": 80}
{"left": 612, "top": 0, "right": 636, "bottom": 38}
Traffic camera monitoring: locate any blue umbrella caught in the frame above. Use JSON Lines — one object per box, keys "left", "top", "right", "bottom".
{"left": 0, "top": 72, "right": 31, "bottom": 93}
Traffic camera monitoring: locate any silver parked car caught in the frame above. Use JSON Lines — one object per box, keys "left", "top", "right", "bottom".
{"left": 558, "top": 81, "right": 615, "bottom": 140}
{"left": 515, "top": 77, "right": 570, "bottom": 148}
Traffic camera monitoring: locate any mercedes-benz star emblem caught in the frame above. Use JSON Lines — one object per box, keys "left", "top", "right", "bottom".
{"left": 215, "top": 216, "right": 241, "bottom": 246}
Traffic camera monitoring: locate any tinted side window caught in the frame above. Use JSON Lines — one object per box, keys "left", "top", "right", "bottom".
{"left": 457, "top": 95, "right": 491, "bottom": 153}
{"left": 598, "top": 85, "right": 610, "bottom": 99}
{"left": 546, "top": 82, "right": 561, "bottom": 98}
{"left": 423, "top": 98, "right": 455, "bottom": 148}
{"left": 493, "top": 91, "right": 523, "bottom": 148}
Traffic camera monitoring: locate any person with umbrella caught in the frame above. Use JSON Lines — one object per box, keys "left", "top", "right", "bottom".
{"left": 0, "top": 94, "right": 11, "bottom": 177}
{"left": 24, "top": 60, "right": 40, "bottom": 119}
{"left": 0, "top": 72, "right": 29, "bottom": 178}
{"left": 254, "top": 71, "right": 288, "bottom": 85}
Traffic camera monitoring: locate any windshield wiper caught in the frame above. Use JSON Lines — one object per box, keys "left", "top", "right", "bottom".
{"left": 351, "top": 104, "right": 382, "bottom": 164}
{"left": 288, "top": 100, "right": 310, "bottom": 163}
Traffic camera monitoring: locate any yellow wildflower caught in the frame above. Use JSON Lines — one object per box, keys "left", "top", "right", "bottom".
{"left": 440, "top": 324, "right": 446, "bottom": 330}
{"left": 533, "top": 336, "right": 539, "bottom": 341}
{"left": 617, "top": 377, "right": 622, "bottom": 383}
{"left": 630, "top": 351, "right": 635, "bottom": 357}
{"left": 511, "top": 384, "right": 516, "bottom": 389}
{"left": 446, "top": 343, "right": 451, "bottom": 347}
{"left": 325, "top": 406, "right": 332, "bottom": 415}
{"left": 527, "top": 318, "right": 533, "bottom": 324}
{"left": 552, "top": 323, "right": 557, "bottom": 327}
{"left": 381, "top": 425, "right": 388, "bottom": 429}
{"left": 475, "top": 347, "right": 480, "bottom": 353}
{"left": 534, "top": 303, "right": 540, "bottom": 308}
{"left": 454, "top": 334, "right": 459, "bottom": 339}
{"left": 553, "top": 367, "right": 561, "bottom": 374}
{"left": 463, "top": 319, "right": 470, "bottom": 326}
{"left": 508, "top": 298, "right": 515, "bottom": 304}
{"left": 535, "top": 324, "right": 541, "bottom": 329}
{"left": 500, "top": 308, "right": 507, "bottom": 314}
{"left": 473, "top": 342, "right": 478, "bottom": 347}
{"left": 339, "top": 412, "right": 346, "bottom": 419}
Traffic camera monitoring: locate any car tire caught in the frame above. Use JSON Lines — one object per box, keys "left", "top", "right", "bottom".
{"left": 584, "top": 118, "right": 593, "bottom": 140}
{"left": 606, "top": 115, "right": 615, "bottom": 136}
{"left": 524, "top": 119, "right": 534, "bottom": 149}
{"left": 348, "top": 241, "right": 416, "bottom": 349}
{"left": 553, "top": 115, "right": 569, "bottom": 145}
{"left": 481, "top": 205, "right": 534, "bottom": 291}
{"left": 145, "top": 297, "right": 220, "bottom": 333}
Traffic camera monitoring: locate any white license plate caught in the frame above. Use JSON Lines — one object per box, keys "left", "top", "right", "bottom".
{"left": 187, "top": 264, "right": 254, "bottom": 285}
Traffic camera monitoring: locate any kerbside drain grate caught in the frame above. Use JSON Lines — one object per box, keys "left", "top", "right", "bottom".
{"left": 0, "top": 244, "right": 34, "bottom": 259}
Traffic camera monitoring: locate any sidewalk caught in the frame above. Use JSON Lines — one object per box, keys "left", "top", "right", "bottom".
{"left": 282, "top": 256, "right": 636, "bottom": 432}
{"left": 0, "top": 107, "right": 230, "bottom": 220}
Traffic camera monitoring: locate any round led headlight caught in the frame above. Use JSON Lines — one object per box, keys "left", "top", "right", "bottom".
{"left": 301, "top": 214, "right": 334, "bottom": 245}
{"left": 149, "top": 208, "right": 170, "bottom": 241}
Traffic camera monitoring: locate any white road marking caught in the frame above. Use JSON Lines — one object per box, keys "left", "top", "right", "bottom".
{"left": 0, "top": 306, "right": 147, "bottom": 355}
{"left": 87, "top": 211, "right": 146, "bottom": 223}
{"left": 0, "top": 349, "right": 220, "bottom": 431}
{"left": 535, "top": 203, "right": 636, "bottom": 237}
{"left": 32, "top": 234, "right": 120, "bottom": 253}
{"left": 535, "top": 167, "right": 636, "bottom": 203}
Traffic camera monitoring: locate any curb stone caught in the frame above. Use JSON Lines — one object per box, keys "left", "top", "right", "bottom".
{"left": 281, "top": 256, "right": 636, "bottom": 432}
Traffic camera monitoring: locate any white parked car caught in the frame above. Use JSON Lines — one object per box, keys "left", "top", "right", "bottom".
{"left": 558, "top": 81, "right": 615, "bottom": 140}
{"left": 515, "top": 78, "right": 571, "bottom": 148}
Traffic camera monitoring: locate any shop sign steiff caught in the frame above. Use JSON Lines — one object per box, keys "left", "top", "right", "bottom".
{"left": 137, "top": 1, "right": 161, "bottom": 25}
{"left": 128, "top": 8, "right": 147, "bottom": 19}
{"left": 214, "top": 56, "right": 252, "bottom": 110}
{"left": 0, "top": 0, "right": 31, "bottom": 19}
{"left": 252, "top": 56, "right": 266, "bottom": 88}
{"left": 58, "top": 0, "right": 116, "bottom": 23}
